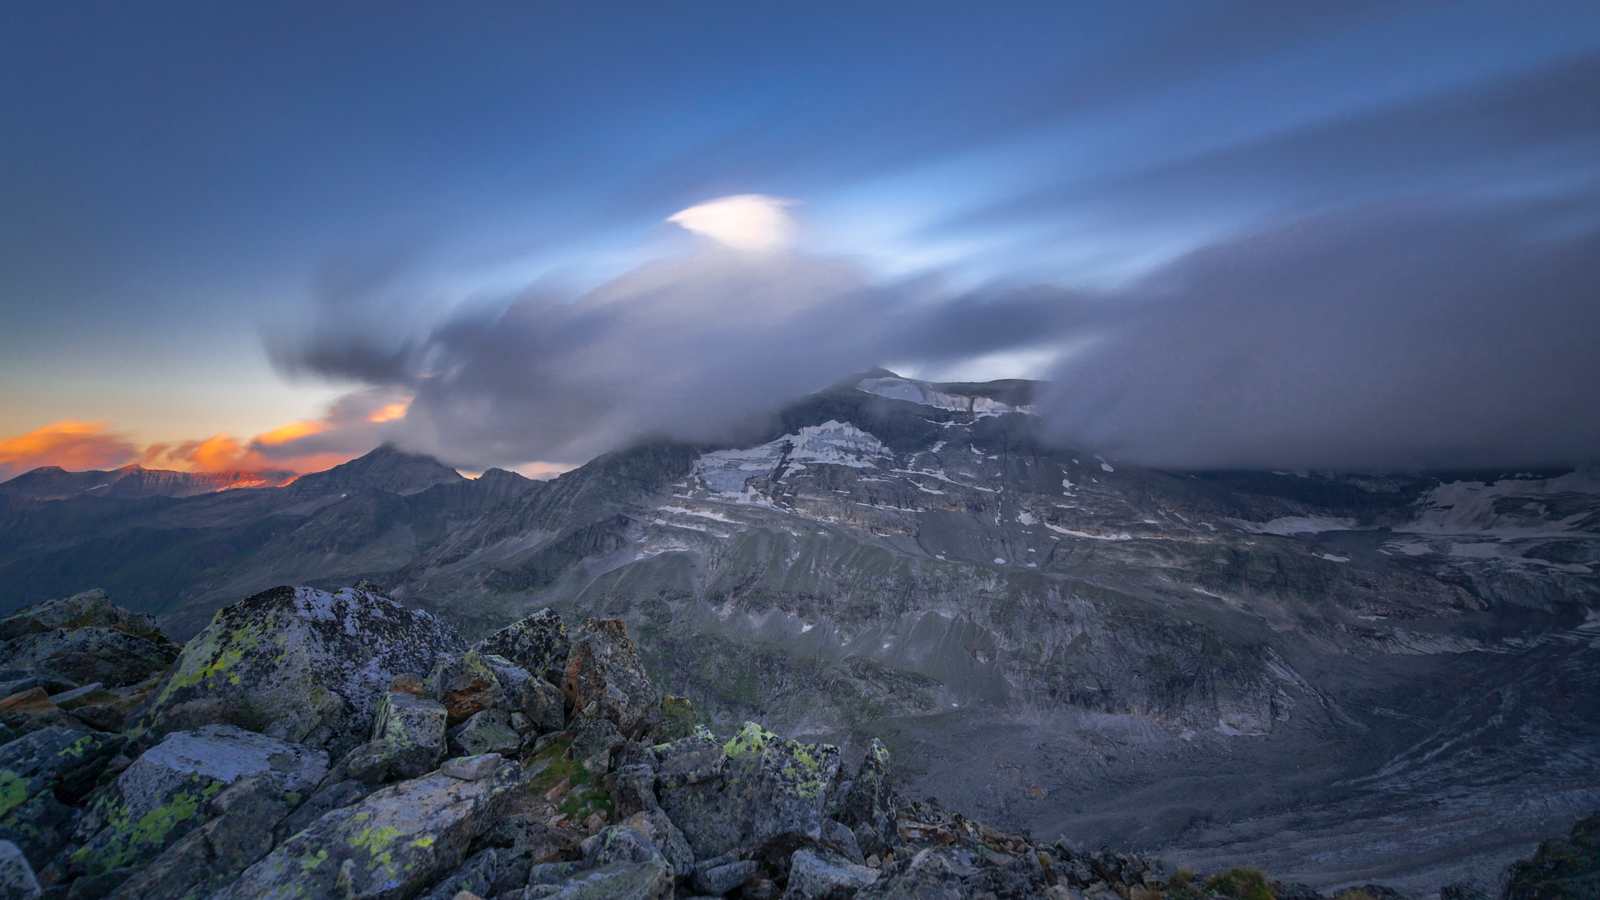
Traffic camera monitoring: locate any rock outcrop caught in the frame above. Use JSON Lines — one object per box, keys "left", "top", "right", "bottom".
{"left": 141, "top": 585, "right": 462, "bottom": 753}
{"left": 0, "top": 584, "right": 1591, "bottom": 899}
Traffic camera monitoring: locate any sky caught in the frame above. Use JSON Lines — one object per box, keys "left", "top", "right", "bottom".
{"left": 2, "top": 2, "right": 1598, "bottom": 478}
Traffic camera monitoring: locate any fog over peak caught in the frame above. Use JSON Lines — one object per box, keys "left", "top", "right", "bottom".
{"left": 267, "top": 193, "right": 1599, "bottom": 473}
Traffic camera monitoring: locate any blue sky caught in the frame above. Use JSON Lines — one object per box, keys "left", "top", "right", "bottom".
{"left": 2, "top": 2, "right": 1597, "bottom": 473}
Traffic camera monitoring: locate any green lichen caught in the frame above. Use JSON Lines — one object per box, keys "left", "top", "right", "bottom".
{"left": 73, "top": 784, "right": 212, "bottom": 874}
{"left": 409, "top": 835, "right": 435, "bottom": 849}
{"left": 156, "top": 619, "right": 266, "bottom": 705}
{"left": 723, "top": 722, "right": 777, "bottom": 758}
{"left": 350, "top": 823, "right": 403, "bottom": 873}
{"left": 299, "top": 848, "right": 329, "bottom": 872}
{"left": 0, "top": 770, "right": 28, "bottom": 818}
{"left": 57, "top": 734, "right": 96, "bottom": 759}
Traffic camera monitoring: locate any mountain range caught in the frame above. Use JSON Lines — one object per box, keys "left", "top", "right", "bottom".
{"left": 2, "top": 371, "right": 1596, "bottom": 893}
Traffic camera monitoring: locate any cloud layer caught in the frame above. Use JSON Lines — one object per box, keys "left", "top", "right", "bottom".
{"left": 264, "top": 188, "right": 1599, "bottom": 473}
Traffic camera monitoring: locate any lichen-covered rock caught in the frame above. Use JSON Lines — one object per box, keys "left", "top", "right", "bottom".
{"left": 449, "top": 709, "right": 520, "bottom": 757}
{"left": 109, "top": 773, "right": 309, "bottom": 899}
{"left": 562, "top": 619, "right": 660, "bottom": 739}
{"left": 0, "top": 688, "right": 76, "bottom": 736}
{"left": 525, "top": 858, "right": 673, "bottom": 899}
{"left": 0, "top": 590, "right": 180, "bottom": 691}
{"left": 657, "top": 722, "right": 841, "bottom": 859}
{"left": 0, "top": 839, "right": 41, "bottom": 899}
{"left": 0, "top": 726, "right": 120, "bottom": 862}
{"left": 1504, "top": 812, "right": 1600, "bottom": 900}
{"left": 142, "top": 585, "right": 461, "bottom": 754}
{"left": 569, "top": 715, "right": 625, "bottom": 775}
{"left": 215, "top": 759, "right": 522, "bottom": 899}
{"left": 519, "top": 676, "right": 568, "bottom": 736}
{"left": 429, "top": 651, "right": 505, "bottom": 724}
{"left": 474, "top": 608, "right": 569, "bottom": 686}
{"left": 783, "top": 847, "right": 879, "bottom": 899}
{"left": 829, "top": 738, "right": 898, "bottom": 857}
{"left": 369, "top": 690, "right": 448, "bottom": 780}
{"left": 655, "top": 695, "right": 698, "bottom": 743}
{"left": 70, "top": 724, "right": 327, "bottom": 879}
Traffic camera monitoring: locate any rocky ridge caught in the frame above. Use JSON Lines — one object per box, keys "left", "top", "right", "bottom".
{"left": 2, "top": 586, "right": 1593, "bottom": 899}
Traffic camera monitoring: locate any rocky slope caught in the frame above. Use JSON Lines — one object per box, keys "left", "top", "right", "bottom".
{"left": 1, "top": 374, "right": 1597, "bottom": 891}
{"left": 6, "top": 585, "right": 1592, "bottom": 900}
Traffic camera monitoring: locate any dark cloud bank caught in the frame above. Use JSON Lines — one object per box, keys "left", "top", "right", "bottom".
{"left": 268, "top": 190, "right": 1599, "bottom": 473}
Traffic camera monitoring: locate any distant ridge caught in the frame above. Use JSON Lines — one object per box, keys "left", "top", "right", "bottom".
{"left": 0, "top": 463, "right": 295, "bottom": 500}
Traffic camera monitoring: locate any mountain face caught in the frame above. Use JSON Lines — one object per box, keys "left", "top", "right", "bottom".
{"left": 0, "top": 373, "right": 1596, "bottom": 892}
{"left": 0, "top": 464, "right": 294, "bottom": 500}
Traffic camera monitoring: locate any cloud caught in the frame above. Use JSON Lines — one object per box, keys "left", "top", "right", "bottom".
{"left": 1036, "top": 195, "right": 1600, "bottom": 469}
{"left": 0, "top": 421, "right": 139, "bottom": 480}
{"left": 268, "top": 188, "right": 1599, "bottom": 473}
{"left": 668, "top": 195, "right": 797, "bottom": 252}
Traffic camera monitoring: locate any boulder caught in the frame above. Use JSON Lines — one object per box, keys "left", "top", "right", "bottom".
{"left": 109, "top": 773, "right": 310, "bottom": 899}
{"left": 70, "top": 724, "right": 327, "bottom": 879}
{"left": 215, "top": 759, "right": 522, "bottom": 899}
{"left": 0, "top": 839, "right": 41, "bottom": 899}
{"left": 0, "top": 726, "right": 120, "bottom": 862}
{"left": 657, "top": 722, "right": 841, "bottom": 860}
{"left": 694, "top": 858, "right": 759, "bottom": 894}
{"left": 1504, "top": 812, "right": 1600, "bottom": 899}
{"left": 519, "top": 677, "right": 568, "bottom": 736}
{"left": 562, "top": 619, "right": 661, "bottom": 739}
{"left": 449, "top": 710, "right": 521, "bottom": 757}
{"left": 783, "top": 847, "right": 879, "bottom": 899}
{"left": 0, "top": 589, "right": 165, "bottom": 642}
{"left": 441, "top": 753, "right": 504, "bottom": 782}
{"left": 1, "top": 626, "right": 178, "bottom": 690}
{"left": 524, "top": 859, "right": 673, "bottom": 899}
{"left": 474, "top": 608, "right": 569, "bottom": 686}
{"left": 0, "top": 688, "right": 75, "bottom": 736}
{"left": 429, "top": 651, "right": 506, "bottom": 724}
{"left": 370, "top": 690, "right": 449, "bottom": 780}
{"left": 829, "top": 738, "right": 898, "bottom": 856}
{"left": 142, "top": 585, "right": 461, "bottom": 754}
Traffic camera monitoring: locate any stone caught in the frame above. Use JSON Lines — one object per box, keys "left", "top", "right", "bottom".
{"left": 829, "top": 738, "right": 898, "bottom": 857}
{"left": 0, "top": 840, "right": 41, "bottom": 899}
{"left": 783, "top": 848, "right": 879, "bottom": 899}
{"left": 371, "top": 690, "right": 449, "bottom": 779}
{"left": 429, "top": 651, "right": 505, "bottom": 724}
{"left": 441, "top": 753, "right": 504, "bottom": 782}
{"left": 520, "top": 677, "right": 568, "bottom": 736}
{"left": 823, "top": 818, "right": 865, "bottom": 864}
{"left": 0, "top": 589, "right": 165, "bottom": 642}
{"left": 524, "top": 858, "right": 673, "bottom": 899}
{"left": 474, "top": 608, "right": 569, "bottom": 686}
{"left": 1504, "top": 813, "right": 1600, "bottom": 899}
{"left": 142, "top": 585, "right": 461, "bottom": 754}
{"left": 655, "top": 694, "right": 698, "bottom": 742}
{"left": 0, "top": 688, "right": 73, "bottom": 735}
{"left": 1, "top": 627, "right": 178, "bottom": 689}
{"left": 562, "top": 619, "right": 661, "bottom": 739}
{"left": 109, "top": 773, "right": 305, "bottom": 899}
{"left": 70, "top": 724, "right": 327, "bottom": 880}
{"left": 658, "top": 722, "right": 841, "bottom": 860}
{"left": 620, "top": 809, "right": 693, "bottom": 876}
{"left": 0, "top": 726, "right": 120, "bottom": 862}
{"left": 420, "top": 847, "right": 500, "bottom": 900}
{"left": 694, "top": 859, "right": 759, "bottom": 895}
{"left": 216, "top": 759, "right": 522, "bottom": 899}
{"left": 48, "top": 682, "right": 107, "bottom": 709}
{"left": 450, "top": 709, "right": 521, "bottom": 756}
{"left": 569, "top": 715, "right": 625, "bottom": 774}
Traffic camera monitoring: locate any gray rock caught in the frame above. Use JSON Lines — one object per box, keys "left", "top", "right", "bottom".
{"left": 48, "top": 682, "right": 106, "bottom": 709}
{"left": 441, "top": 753, "right": 504, "bottom": 782}
{"left": 142, "top": 585, "right": 461, "bottom": 754}
{"left": 371, "top": 690, "right": 448, "bottom": 779}
{"left": 1, "top": 627, "right": 177, "bottom": 689}
{"left": 829, "top": 738, "right": 898, "bottom": 857}
{"left": 0, "top": 726, "right": 120, "bottom": 862}
{"left": 823, "top": 818, "right": 865, "bottom": 864}
{"left": 519, "top": 677, "right": 568, "bottom": 736}
{"left": 524, "top": 859, "right": 673, "bottom": 899}
{"left": 562, "top": 619, "right": 661, "bottom": 739}
{"left": 70, "top": 724, "right": 327, "bottom": 879}
{"left": 420, "top": 847, "right": 500, "bottom": 900}
{"left": 0, "top": 840, "right": 41, "bottom": 899}
{"left": 474, "top": 608, "right": 569, "bottom": 686}
{"left": 619, "top": 809, "right": 693, "bottom": 876}
{"left": 694, "top": 859, "right": 758, "bottom": 895}
{"left": 0, "top": 589, "right": 165, "bottom": 641}
{"left": 109, "top": 773, "right": 305, "bottom": 899}
{"left": 450, "top": 709, "right": 521, "bottom": 756}
{"left": 216, "top": 759, "right": 522, "bottom": 899}
{"left": 658, "top": 722, "right": 840, "bottom": 860}
{"left": 429, "top": 650, "right": 506, "bottom": 724}
{"left": 568, "top": 715, "right": 625, "bottom": 774}
{"left": 783, "top": 848, "right": 879, "bottom": 899}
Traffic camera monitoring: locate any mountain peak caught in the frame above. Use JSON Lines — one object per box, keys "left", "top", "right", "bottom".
{"left": 293, "top": 443, "right": 464, "bottom": 496}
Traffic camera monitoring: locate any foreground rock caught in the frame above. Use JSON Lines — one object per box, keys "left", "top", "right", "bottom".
{"left": 142, "top": 585, "right": 462, "bottom": 753}
{"left": 1, "top": 585, "right": 1592, "bottom": 899}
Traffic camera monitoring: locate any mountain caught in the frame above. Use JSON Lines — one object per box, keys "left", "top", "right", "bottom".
{"left": 0, "top": 372, "right": 1596, "bottom": 892}
{"left": 0, "top": 463, "right": 294, "bottom": 500}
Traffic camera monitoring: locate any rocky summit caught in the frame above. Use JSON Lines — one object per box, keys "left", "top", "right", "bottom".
{"left": 0, "top": 585, "right": 1594, "bottom": 899}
